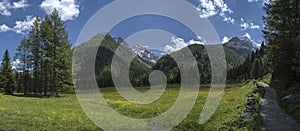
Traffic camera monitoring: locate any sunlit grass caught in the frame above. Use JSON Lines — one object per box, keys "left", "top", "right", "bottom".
{"left": 0, "top": 82, "right": 255, "bottom": 130}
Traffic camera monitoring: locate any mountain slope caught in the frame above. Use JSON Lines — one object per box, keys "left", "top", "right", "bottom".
{"left": 153, "top": 36, "right": 254, "bottom": 84}
{"left": 224, "top": 36, "right": 256, "bottom": 58}
{"left": 74, "top": 33, "right": 151, "bottom": 87}
{"left": 75, "top": 34, "right": 254, "bottom": 86}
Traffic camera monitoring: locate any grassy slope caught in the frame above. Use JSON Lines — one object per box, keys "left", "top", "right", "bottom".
{"left": 0, "top": 83, "right": 255, "bottom": 130}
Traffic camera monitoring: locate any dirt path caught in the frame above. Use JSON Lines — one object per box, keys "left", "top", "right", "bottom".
{"left": 259, "top": 82, "right": 300, "bottom": 131}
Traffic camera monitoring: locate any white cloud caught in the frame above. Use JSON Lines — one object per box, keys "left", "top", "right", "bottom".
{"left": 248, "top": 0, "right": 258, "bottom": 2}
{"left": 13, "top": 16, "right": 37, "bottom": 34}
{"left": 12, "top": 0, "right": 28, "bottom": 9}
{"left": 188, "top": 39, "right": 205, "bottom": 45}
{"left": 40, "top": 0, "right": 80, "bottom": 21}
{"left": 12, "top": 59, "right": 20, "bottom": 70}
{"left": 250, "top": 22, "right": 260, "bottom": 29}
{"left": 196, "top": 0, "right": 217, "bottom": 18}
{"left": 223, "top": 16, "right": 235, "bottom": 24}
{"left": 13, "top": 59, "right": 21, "bottom": 65}
{"left": 248, "top": 0, "right": 271, "bottom": 6}
{"left": 163, "top": 36, "right": 205, "bottom": 53}
{"left": 0, "top": 0, "right": 28, "bottom": 16}
{"left": 248, "top": 0, "right": 269, "bottom": 3}
{"left": 239, "top": 17, "right": 260, "bottom": 30}
{"left": 163, "top": 36, "right": 189, "bottom": 53}
{"left": 240, "top": 22, "right": 249, "bottom": 30}
{"left": 241, "top": 17, "right": 245, "bottom": 22}
{"left": 0, "top": 16, "right": 37, "bottom": 34}
{"left": 0, "top": 24, "right": 11, "bottom": 32}
{"left": 222, "top": 36, "right": 230, "bottom": 43}
{"left": 197, "top": 0, "right": 233, "bottom": 19}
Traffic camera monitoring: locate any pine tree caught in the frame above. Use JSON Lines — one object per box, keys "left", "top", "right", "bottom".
{"left": 40, "top": 16, "right": 55, "bottom": 96}
{"left": 0, "top": 50, "right": 16, "bottom": 95}
{"left": 15, "top": 37, "right": 32, "bottom": 94}
{"left": 13, "top": 10, "right": 73, "bottom": 97}
{"left": 251, "top": 59, "right": 260, "bottom": 79}
{"left": 50, "top": 9, "right": 73, "bottom": 96}
{"left": 28, "top": 17, "right": 42, "bottom": 96}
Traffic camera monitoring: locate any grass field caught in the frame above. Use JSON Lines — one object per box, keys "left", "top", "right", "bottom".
{"left": 0, "top": 82, "right": 255, "bottom": 130}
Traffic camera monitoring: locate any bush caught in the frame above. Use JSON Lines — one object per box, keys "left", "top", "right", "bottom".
{"left": 0, "top": 88, "right": 4, "bottom": 93}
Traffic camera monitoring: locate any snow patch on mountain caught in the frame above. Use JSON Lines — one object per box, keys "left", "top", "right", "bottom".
{"left": 132, "top": 45, "right": 166, "bottom": 63}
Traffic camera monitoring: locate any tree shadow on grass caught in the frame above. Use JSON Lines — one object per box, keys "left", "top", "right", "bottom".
{"left": 12, "top": 93, "right": 51, "bottom": 98}
{"left": 11, "top": 92, "right": 76, "bottom": 98}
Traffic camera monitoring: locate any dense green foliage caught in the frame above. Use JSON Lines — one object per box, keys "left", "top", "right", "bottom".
{"left": 227, "top": 43, "right": 268, "bottom": 81}
{"left": 263, "top": 0, "right": 300, "bottom": 123}
{"left": 0, "top": 50, "right": 16, "bottom": 95}
{"left": 14, "top": 9, "right": 72, "bottom": 96}
{"left": 0, "top": 83, "right": 255, "bottom": 130}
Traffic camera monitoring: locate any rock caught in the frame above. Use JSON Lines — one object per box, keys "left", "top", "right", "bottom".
{"left": 246, "top": 108, "right": 255, "bottom": 113}
{"left": 247, "top": 102, "right": 254, "bottom": 106}
{"left": 240, "top": 112, "right": 252, "bottom": 119}
{"left": 282, "top": 94, "right": 294, "bottom": 102}
{"left": 246, "top": 105, "right": 256, "bottom": 111}
{"left": 248, "top": 97, "right": 255, "bottom": 101}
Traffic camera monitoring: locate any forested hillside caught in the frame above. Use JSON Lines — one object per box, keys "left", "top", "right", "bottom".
{"left": 262, "top": 0, "right": 300, "bottom": 123}
{"left": 153, "top": 37, "right": 255, "bottom": 84}
{"left": 74, "top": 33, "right": 151, "bottom": 87}
{"left": 74, "top": 34, "right": 255, "bottom": 86}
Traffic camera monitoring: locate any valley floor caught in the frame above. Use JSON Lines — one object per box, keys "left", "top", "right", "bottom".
{"left": 0, "top": 83, "right": 255, "bottom": 130}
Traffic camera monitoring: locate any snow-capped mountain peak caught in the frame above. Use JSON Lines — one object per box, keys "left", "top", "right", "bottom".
{"left": 132, "top": 44, "right": 166, "bottom": 63}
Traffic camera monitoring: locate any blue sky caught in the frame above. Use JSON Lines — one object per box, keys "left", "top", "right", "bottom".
{"left": 0, "top": 0, "right": 267, "bottom": 56}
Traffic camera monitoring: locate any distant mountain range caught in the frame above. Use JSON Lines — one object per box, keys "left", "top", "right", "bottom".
{"left": 74, "top": 33, "right": 258, "bottom": 86}
{"left": 131, "top": 36, "right": 257, "bottom": 66}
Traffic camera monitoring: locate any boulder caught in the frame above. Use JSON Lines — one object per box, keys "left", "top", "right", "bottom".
{"left": 282, "top": 94, "right": 294, "bottom": 102}
{"left": 239, "top": 112, "right": 252, "bottom": 119}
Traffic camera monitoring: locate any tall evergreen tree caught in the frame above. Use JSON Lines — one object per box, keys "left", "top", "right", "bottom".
{"left": 40, "top": 16, "right": 55, "bottom": 96}
{"left": 15, "top": 37, "right": 32, "bottom": 94}
{"left": 50, "top": 9, "right": 73, "bottom": 96}
{"left": 0, "top": 50, "right": 16, "bottom": 95}
{"left": 251, "top": 59, "right": 260, "bottom": 79}
{"left": 28, "top": 17, "right": 42, "bottom": 96}
{"left": 13, "top": 10, "right": 73, "bottom": 97}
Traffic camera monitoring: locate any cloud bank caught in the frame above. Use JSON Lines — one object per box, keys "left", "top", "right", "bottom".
{"left": 163, "top": 36, "right": 205, "bottom": 54}
{"left": 40, "top": 0, "right": 80, "bottom": 21}
{"left": 0, "top": 16, "right": 37, "bottom": 34}
{"left": 0, "top": 0, "right": 28, "bottom": 16}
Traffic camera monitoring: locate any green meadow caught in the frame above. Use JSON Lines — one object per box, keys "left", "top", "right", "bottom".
{"left": 0, "top": 82, "right": 255, "bottom": 130}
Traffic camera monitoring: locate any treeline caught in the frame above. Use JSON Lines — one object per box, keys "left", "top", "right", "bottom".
{"left": 227, "top": 43, "right": 269, "bottom": 80}
{"left": 262, "top": 0, "right": 300, "bottom": 122}
{"left": 263, "top": 0, "right": 300, "bottom": 91}
{"left": 1, "top": 9, "right": 73, "bottom": 96}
